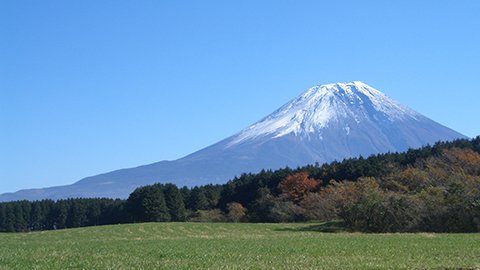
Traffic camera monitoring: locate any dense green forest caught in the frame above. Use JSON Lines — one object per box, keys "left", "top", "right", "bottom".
{"left": 1, "top": 136, "right": 479, "bottom": 233}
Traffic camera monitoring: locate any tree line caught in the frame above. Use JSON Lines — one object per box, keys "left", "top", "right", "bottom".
{"left": 0, "top": 198, "right": 125, "bottom": 232}
{"left": 1, "top": 136, "right": 479, "bottom": 233}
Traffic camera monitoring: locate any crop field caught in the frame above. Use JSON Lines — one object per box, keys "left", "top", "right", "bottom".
{"left": 0, "top": 222, "right": 479, "bottom": 269}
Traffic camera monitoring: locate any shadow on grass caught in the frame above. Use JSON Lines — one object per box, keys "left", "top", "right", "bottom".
{"left": 276, "top": 220, "right": 349, "bottom": 233}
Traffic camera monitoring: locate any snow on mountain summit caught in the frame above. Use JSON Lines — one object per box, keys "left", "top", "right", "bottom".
{"left": 227, "top": 81, "right": 421, "bottom": 147}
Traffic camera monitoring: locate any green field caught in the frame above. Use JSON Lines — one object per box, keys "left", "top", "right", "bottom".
{"left": 0, "top": 222, "right": 479, "bottom": 269}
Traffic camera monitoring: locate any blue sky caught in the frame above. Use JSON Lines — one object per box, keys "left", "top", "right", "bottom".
{"left": 1, "top": 1, "right": 480, "bottom": 194}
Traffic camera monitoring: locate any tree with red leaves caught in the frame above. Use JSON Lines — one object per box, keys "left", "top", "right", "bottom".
{"left": 278, "top": 172, "right": 319, "bottom": 202}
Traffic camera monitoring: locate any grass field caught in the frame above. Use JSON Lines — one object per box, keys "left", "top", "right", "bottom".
{"left": 0, "top": 222, "right": 479, "bottom": 269}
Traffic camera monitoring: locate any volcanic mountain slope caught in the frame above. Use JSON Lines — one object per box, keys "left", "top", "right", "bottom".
{"left": 0, "top": 81, "right": 467, "bottom": 201}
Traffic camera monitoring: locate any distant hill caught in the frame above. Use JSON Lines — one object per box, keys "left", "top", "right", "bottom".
{"left": 0, "top": 81, "right": 467, "bottom": 202}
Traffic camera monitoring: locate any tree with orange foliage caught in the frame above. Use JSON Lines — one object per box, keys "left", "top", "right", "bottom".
{"left": 226, "top": 202, "right": 247, "bottom": 223}
{"left": 439, "top": 147, "right": 480, "bottom": 175}
{"left": 278, "top": 172, "right": 319, "bottom": 202}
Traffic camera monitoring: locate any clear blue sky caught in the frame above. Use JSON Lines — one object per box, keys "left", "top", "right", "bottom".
{"left": 1, "top": 1, "right": 479, "bottom": 194}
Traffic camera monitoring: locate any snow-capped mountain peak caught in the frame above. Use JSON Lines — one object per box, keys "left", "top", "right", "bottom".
{"left": 0, "top": 81, "right": 467, "bottom": 201}
{"left": 227, "top": 81, "right": 420, "bottom": 147}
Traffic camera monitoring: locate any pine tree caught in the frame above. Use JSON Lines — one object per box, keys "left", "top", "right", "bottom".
{"left": 188, "top": 187, "right": 209, "bottom": 211}
{"left": 14, "top": 203, "right": 27, "bottom": 232}
{"left": 164, "top": 184, "right": 186, "bottom": 222}
{"left": 127, "top": 184, "right": 171, "bottom": 222}
{"left": 67, "top": 200, "right": 87, "bottom": 228}
{"left": 4, "top": 203, "right": 16, "bottom": 232}
{"left": 54, "top": 200, "right": 70, "bottom": 229}
{"left": 0, "top": 203, "right": 6, "bottom": 232}
{"left": 30, "top": 201, "right": 43, "bottom": 230}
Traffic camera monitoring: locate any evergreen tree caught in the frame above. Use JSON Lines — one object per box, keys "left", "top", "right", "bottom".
{"left": 67, "top": 200, "right": 87, "bottom": 228}
{"left": 203, "top": 184, "right": 223, "bottom": 209}
{"left": 4, "top": 203, "right": 16, "bottom": 232}
{"left": 127, "top": 184, "right": 171, "bottom": 222}
{"left": 0, "top": 203, "right": 6, "bottom": 232}
{"left": 30, "top": 201, "right": 43, "bottom": 230}
{"left": 87, "top": 199, "right": 102, "bottom": 226}
{"left": 187, "top": 187, "right": 209, "bottom": 211}
{"left": 42, "top": 199, "right": 56, "bottom": 230}
{"left": 164, "top": 184, "right": 186, "bottom": 221}
{"left": 54, "top": 200, "right": 70, "bottom": 229}
{"left": 14, "top": 203, "right": 27, "bottom": 232}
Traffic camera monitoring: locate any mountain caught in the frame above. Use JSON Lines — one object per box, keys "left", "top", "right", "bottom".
{"left": 0, "top": 81, "right": 467, "bottom": 202}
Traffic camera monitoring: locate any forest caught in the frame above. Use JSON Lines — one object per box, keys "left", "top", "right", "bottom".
{"left": 1, "top": 136, "right": 479, "bottom": 233}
